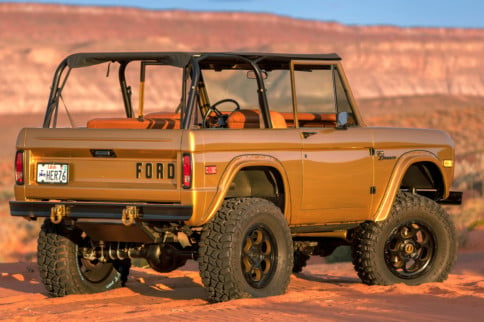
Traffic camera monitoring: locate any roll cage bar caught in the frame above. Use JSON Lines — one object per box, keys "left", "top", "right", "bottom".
{"left": 42, "top": 52, "right": 341, "bottom": 128}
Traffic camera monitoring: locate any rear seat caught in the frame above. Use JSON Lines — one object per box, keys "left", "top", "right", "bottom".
{"left": 87, "top": 112, "right": 181, "bottom": 129}
{"left": 87, "top": 117, "right": 180, "bottom": 129}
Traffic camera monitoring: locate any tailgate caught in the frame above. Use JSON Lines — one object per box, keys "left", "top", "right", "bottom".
{"left": 15, "top": 128, "right": 183, "bottom": 203}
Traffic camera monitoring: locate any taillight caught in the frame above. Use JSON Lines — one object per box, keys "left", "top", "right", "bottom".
{"left": 182, "top": 153, "right": 192, "bottom": 189}
{"left": 15, "top": 150, "right": 24, "bottom": 185}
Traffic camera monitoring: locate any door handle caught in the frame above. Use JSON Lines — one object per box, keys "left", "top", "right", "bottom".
{"left": 302, "top": 132, "right": 317, "bottom": 139}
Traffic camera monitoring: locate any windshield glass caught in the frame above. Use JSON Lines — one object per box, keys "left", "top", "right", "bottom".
{"left": 202, "top": 69, "right": 258, "bottom": 112}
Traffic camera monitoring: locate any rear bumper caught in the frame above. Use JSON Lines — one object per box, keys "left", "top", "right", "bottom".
{"left": 9, "top": 201, "right": 192, "bottom": 222}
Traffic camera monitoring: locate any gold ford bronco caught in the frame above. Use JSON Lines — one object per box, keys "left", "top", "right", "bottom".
{"left": 10, "top": 52, "right": 462, "bottom": 302}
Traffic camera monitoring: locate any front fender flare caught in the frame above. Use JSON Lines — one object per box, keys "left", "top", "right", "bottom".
{"left": 372, "top": 150, "right": 447, "bottom": 222}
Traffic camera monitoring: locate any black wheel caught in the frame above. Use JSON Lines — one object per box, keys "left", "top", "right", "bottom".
{"left": 199, "top": 198, "right": 293, "bottom": 302}
{"left": 351, "top": 192, "right": 457, "bottom": 285}
{"left": 37, "top": 219, "right": 131, "bottom": 297}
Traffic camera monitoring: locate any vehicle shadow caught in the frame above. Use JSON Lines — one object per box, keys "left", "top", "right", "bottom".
{"left": 126, "top": 268, "right": 209, "bottom": 301}
{"left": 293, "top": 259, "right": 361, "bottom": 285}
{"left": 0, "top": 260, "right": 360, "bottom": 302}
{"left": 294, "top": 271, "right": 361, "bottom": 285}
{"left": 0, "top": 261, "right": 209, "bottom": 302}
{"left": 0, "top": 262, "right": 46, "bottom": 295}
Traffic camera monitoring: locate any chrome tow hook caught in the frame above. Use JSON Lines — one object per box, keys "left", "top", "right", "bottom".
{"left": 122, "top": 206, "right": 139, "bottom": 226}
{"left": 50, "top": 204, "right": 70, "bottom": 224}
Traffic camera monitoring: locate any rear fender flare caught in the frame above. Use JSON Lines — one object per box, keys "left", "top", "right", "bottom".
{"left": 200, "top": 154, "right": 291, "bottom": 225}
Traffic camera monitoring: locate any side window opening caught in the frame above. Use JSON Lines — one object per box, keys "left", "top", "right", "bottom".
{"left": 334, "top": 68, "right": 356, "bottom": 125}
{"left": 294, "top": 67, "right": 335, "bottom": 114}
{"left": 52, "top": 61, "right": 185, "bottom": 129}
{"left": 290, "top": 62, "right": 357, "bottom": 128}
{"left": 265, "top": 69, "right": 294, "bottom": 127}
{"left": 200, "top": 68, "right": 263, "bottom": 129}
{"left": 54, "top": 62, "right": 126, "bottom": 128}
{"left": 127, "top": 62, "right": 183, "bottom": 118}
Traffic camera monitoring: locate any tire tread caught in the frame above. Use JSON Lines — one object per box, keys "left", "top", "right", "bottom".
{"left": 351, "top": 192, "right": 457, "bottom": 285}
{"left": 199, "top": 198, "right": 293, "bottom": 302}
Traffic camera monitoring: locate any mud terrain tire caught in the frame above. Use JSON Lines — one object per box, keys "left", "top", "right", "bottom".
{"left": 351, "top": 192, "right": 457, "bottom": 285}
{"left": 199, "top": 198, "right": 293, "bottom": 302}
{"left": 37, "top": 219, "right": 130, "bottom": 297}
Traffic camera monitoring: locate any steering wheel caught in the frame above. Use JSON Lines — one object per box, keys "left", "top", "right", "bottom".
{"left": 203, "top": 98, "right": 241, "bottom": 128}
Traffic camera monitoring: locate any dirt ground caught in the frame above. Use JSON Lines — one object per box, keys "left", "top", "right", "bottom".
{"left": 0, "top": 228, "right": 482, "bottom": 321}
{"left": 0, "top": 105, "right": 483, "bottom": 321}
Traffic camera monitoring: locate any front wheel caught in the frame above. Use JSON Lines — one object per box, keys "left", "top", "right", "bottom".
{"left": 37, "top": 219, "right": 130, "bottom": 297}
{"left": 351, "top": 192, "right": 457, "bottom": 285}
{"left": 199, "top": 198, "right": 293, "bottom": 302}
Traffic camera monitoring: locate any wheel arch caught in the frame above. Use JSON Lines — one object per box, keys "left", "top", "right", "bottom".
{"left": 199, "top": 155, "right": 291, "bottom": 225}
{"left": 372, "top": 151, "right": 449, "bottom": 222}
{"left": 401, "top": 161, "right": 445, "bottom": 198}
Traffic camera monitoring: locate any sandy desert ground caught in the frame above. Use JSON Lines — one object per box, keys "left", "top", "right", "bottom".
{"left": 0, "top": 227, "right": 483, "bottom": 321}
{"left": 0, "top": 102, "right": 483, "bottom": 321}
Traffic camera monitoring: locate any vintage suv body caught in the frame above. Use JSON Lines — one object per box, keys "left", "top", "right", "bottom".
{"left": 10, "top": 52, "right": 462, "bottom": 302}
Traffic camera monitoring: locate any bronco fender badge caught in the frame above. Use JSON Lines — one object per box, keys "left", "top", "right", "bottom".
{"left": 376, "top": 150, "right": 397, "bottom": 161}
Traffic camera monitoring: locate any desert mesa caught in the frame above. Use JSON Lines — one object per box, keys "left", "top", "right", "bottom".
{"left": 0, "top": 3, "right": 484, "bottom": 114}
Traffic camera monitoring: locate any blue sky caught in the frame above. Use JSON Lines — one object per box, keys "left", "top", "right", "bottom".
{"left": 7, "top": 0, "right": 484, "bottom": 28}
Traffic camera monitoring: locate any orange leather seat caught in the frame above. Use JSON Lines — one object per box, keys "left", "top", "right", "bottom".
{"left": 227, "top": 110, "right": 260, "bottom": 129}
{"left": 227, "top": 110, "right": 287, "bottom": 129}
{"left": 271, "top": 111, "right": 288, "bottom": 128}
{"left": 87, "top": 117, "right": 180, "bottom": 129}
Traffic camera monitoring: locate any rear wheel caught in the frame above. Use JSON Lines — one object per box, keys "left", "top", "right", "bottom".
{"left": 37, "top": 219, "right": 130, "bottom": 297}
{"left": 199, "top": 198, "right": 293, "bottom": 302}
{"left": 351, "top": 192, "right": 457, "bottom": 285}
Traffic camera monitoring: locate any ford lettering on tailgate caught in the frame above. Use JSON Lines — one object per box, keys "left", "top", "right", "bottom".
{"left": 37, "top": 163, "right": 69, "bottom": 184}
{"left": 135, "top": 162, "right": 176, "bottom": 179}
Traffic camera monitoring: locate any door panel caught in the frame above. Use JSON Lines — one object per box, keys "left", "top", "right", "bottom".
{"left": 288, "top": 60, "right": 374, "bottom": 225}
{"left": 295, "top": 127, "right": 374, "bottom": 224}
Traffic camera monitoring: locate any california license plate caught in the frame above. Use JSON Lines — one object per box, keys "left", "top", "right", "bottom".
{"left": 37, "top": 163, "right": 69, "bottom": 184}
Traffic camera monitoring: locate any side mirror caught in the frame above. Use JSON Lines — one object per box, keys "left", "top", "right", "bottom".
{"left": 336, "top": 111, "right": 348, "bottom": 130}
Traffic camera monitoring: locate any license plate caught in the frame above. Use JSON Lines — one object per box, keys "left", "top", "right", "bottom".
{"left": 37, "top": 163, "right": 69, "bottom": 184}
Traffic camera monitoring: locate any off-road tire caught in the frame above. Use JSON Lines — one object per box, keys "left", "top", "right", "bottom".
{"left": 351, "top": 192, "right": 457, "bottom": 285}
{"left": 199, "top": 198, "right": 293, "bottom": 302}
{"left": 37, "top": 219, "right": 131, "bottom": 297}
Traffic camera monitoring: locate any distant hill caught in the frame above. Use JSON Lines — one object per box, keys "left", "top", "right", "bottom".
{"left": 1, "top": 3, "right": 484, "bottom": 114}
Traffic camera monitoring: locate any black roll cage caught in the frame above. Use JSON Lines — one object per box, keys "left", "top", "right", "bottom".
{"left": 42, "top": 52, "right": 341, "bottom": 129}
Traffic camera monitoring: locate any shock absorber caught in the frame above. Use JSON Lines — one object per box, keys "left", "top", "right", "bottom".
{"left": 80, "top": 242, "right": 157, "bottom": 262}
{"left": 80, "top": 242, "right": 196, "bottom": 269}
